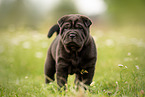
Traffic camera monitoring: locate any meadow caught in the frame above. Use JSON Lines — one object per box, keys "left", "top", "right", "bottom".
{"left": 0, "top": 26, "right": 145, "bottom": 97}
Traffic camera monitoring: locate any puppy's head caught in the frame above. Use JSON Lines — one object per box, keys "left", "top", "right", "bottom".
{"left": 58, "top": 14, "right": 92, "bottom": 53}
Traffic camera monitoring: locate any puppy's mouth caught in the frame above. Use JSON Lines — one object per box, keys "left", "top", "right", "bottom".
{"left": 65, "top": 42, "right": 81, "bottom": 51}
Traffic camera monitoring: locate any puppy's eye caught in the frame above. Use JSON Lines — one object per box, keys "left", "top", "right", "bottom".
{"left": 64, "top": 24, "right": 70, "bottom": 29}
{"left": 76, "top": 24, "right": 83, "bottom": 29}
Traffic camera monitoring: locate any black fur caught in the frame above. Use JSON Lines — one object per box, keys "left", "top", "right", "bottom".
{"left": 47, "top": 24, "right": 59, "bottom": 38}
{"left": 45, "top": 14, "right": 97, "bottom": 89}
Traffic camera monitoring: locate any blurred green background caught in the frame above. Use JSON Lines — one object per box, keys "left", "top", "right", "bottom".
{"left": 0, "top": 0, "right": 145, "bottom": 96}
{"left": 0, "top": 0, "right": 145, "bottom": 31}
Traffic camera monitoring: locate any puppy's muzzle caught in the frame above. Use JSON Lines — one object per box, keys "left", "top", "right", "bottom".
{"left": 69, "top": 32, "right": 77, "bottom": 39}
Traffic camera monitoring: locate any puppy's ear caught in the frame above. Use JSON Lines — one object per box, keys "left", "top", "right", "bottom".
{"left": 57, "top": 15, "right": 68, "bottom": 27}
{"left": 48, "top": 24, "right": 59, "bottom": 38}
{"left": 81, "top": 16, "right": 92, "bottom": 28}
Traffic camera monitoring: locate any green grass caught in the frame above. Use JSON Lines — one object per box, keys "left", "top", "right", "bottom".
{"left": 0, "top": 28, "right": 145, "bottom": 97}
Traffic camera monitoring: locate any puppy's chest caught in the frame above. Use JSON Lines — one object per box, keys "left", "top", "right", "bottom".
{"left": 67, "top": 54, "right": 83, "bottom": 74}
{"left": 70, "top": 54, "right": 81, "bottom": 66}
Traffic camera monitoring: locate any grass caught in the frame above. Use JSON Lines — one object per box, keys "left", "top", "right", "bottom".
{"left": 0, "top": 27, "right": 145, "bottom": 97}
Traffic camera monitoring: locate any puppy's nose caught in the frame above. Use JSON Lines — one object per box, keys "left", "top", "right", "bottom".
{"left": 69, "top": 33, "right": 76, "bottom": 38}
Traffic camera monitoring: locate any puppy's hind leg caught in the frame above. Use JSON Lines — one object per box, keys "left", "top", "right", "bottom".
{"left": 44, "top": 52, "right": 56, "bottom": 83}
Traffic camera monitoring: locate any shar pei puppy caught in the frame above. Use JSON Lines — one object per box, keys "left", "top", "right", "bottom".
{"left": 44, "top": 14, "right": 97, "bottom": 89}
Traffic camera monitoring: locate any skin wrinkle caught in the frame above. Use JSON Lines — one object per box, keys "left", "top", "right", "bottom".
{"left": 61, "top": 20, "right": 87, "bottom": 47}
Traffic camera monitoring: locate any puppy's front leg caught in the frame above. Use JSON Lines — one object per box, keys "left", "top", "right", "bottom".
{"left": 81, "top": 66, "right": 95, "bottom": 85}
{"left": 56, "top": 62, "right": 68, "bottom": 88}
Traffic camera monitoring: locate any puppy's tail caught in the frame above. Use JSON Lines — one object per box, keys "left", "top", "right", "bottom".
{"left": 48, "top": 24, "right": 60, "bottom": 38}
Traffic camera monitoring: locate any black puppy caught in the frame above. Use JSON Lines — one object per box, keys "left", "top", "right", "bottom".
{"left": 44, "top": 14, "right": 97, "bottom": 88}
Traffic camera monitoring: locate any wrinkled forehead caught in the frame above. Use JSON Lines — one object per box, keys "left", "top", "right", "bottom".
{"left": 64, "top": 15, "right": 83, "bottom": 25}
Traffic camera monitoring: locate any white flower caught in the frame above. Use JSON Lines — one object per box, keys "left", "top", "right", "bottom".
{"left": 25, "top": 76, "right": 28, "bottom": 79}
{"left": 125, "top": 66, "right": 128, "bottom": 68}
{"left": 135, "top": 65, "right": 139, "bottom": 69}
{"left": 128, "top": 52, "right": 131, "bottom": 56}
{"left": 90, "top": 81, "right": 95, "bottom": 86}
{"left": 116, "top": 81, "right": 118, "bottom": 84}
{"left": 105, "top": 39, "right": 114, "bottom": 47}
{"left": 35, "top": 52, "right": 43, "bottom": 58}
{"left": 22, "top": 41, "right": 31, "bottom": 49}
{"left": 118, "top": 64, "right": 123, "bottom": 67}
{"left": 49, "top": 82, "right": 52, "bottom": 85}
